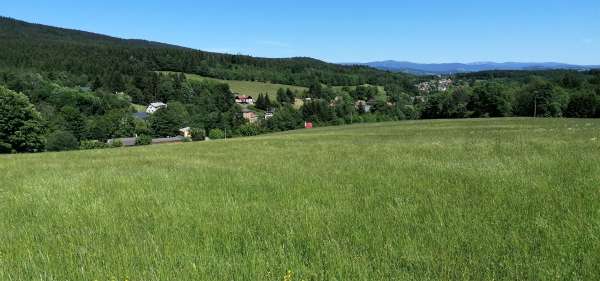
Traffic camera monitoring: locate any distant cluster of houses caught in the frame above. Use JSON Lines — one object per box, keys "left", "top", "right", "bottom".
{"left": 234, "top": 95, "right": 276, "bottom": 123}
{"left": 135, "top": 89, "right": 413, "bottom": 132}
{"left": 416, "top": 78, "right": 453, "bottom": 93}
{"left": 134, "top": 95, "right": 273, "bottom": 127}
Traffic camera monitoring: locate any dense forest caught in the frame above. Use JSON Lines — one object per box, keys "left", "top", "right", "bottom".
{"left": 0, "top": 16, "right": 415, "bottom": 95}
{"left": 1, "top": 16, "right": 599, "bottom": 153}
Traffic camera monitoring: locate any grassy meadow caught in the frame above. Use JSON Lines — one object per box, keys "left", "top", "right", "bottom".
{"left": 1, "top": 118, "right": 599, "bottom": 280}
{"left": 167, "top": 72, "right": 308, "bottom": 98}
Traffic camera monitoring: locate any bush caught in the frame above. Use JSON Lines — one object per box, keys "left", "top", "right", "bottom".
{"left": 191, "top": 128, "right": 206, "bottom": 141}
{"left": 79, "top": 140, "right": 108, "bottom": 150}
{"left": 237, "top": 124, "right": 260, "bottom": 136}
{"left": 46, "top": 130, "right": 79, "bottom": 151}
{"left": 334, "top": 118, "right": 346, "bottom": 125}
{"left": 135, "top": 135, "right": 152, "bottom": 146}
{"left": 111, "top": 139, "right": 123, "bottom": 148}
{"left": 0, "top": 142, "right": 13, "bottom": 153}
{"left": 208, "top": 128, "right": 225, "bottom": 139}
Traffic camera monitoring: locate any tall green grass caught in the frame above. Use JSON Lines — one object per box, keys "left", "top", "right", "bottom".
{"left": 1, "top": 118, "right": 599, "bottom": 280}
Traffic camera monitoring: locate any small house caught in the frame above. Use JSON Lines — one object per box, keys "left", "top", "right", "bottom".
{"left": 235, "top": 95, "right": 254, "bottom": 105}
{"left": 179, "top": 127, "right": 192, "bottom": 138}
{"left": 146, "top": 102, "right": 167, "bottom": 114}
{"left": 242, "top": 109, "right": 257, "bottom": 123}
{"left": 304, "top": 121, "right": 313, "bottom": 129}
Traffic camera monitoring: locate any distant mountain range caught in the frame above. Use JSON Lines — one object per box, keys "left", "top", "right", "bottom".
{"left": 343, "top": 61, "right": 600, "bottom": 75}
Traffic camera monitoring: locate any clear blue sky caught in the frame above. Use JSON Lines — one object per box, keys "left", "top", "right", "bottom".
{"left": 2, "top": 0, "right": 599, "bottom": 64}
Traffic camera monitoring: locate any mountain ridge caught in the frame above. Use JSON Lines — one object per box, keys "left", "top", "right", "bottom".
{"left": 344, "top": 60, "right": 600, "bottom": 75}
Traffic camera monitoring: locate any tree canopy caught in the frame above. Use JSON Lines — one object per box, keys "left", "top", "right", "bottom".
{"left": 0, "top": 86, "right": 46, "bottom": 152}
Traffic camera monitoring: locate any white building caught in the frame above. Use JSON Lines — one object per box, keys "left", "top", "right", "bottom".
{"left": 179, "top": 127, "right": 192, "bottom": 138}
{"left": 146, "top": 102, "right": 167, "bottom": 114}
{"left": 235, "top": 95, "right": 254, "bottom": 105}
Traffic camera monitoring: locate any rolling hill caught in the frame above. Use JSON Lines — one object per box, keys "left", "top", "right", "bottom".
{"left": 347, "top": 60, "right": 600, "bottom": 75}
{"left": 1, "top": 118, "right": 599, "bottom": 280}
{"left": 0, "top": 16, "right": 413, "bottom": 89}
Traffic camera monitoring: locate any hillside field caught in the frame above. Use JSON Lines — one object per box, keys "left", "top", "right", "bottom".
{"left": 1, "top": 118, "right": 599, "bottom": 280}
{"left": 163, "top": 72, "right": 308, "bottom": 98}
{"left": 165, "top": 71, "right": 385, "bottom": 98}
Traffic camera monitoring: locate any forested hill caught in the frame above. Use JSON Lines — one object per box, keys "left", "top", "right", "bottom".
{"left": 0, "top": 16, "right": 180, "bottom": 48}
{"left": 0, "top": 16, "right": 413, "bottom": 89}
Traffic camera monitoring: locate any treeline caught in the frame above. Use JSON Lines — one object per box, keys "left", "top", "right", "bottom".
{"left": 0, "top": 70, "right": 244, "bottom": 152}
{"left": 0, "top": 68, "right": 417, "bottom": 153}
{"left": 421, "top": 70, "right": 600, "bottom": 119}
{"left": 2, "top": 67, "right": 600, "bottom": 154}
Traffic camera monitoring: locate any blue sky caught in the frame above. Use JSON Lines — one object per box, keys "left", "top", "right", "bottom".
{"left": 2, "top": 1, "right": 600, "bottom": 64}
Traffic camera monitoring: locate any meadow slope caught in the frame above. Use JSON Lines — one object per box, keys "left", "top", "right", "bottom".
{"left": 165, "top": 72, "right": 308, "bottom": 98}
{"left": 1, "top": 118, "right": 599, "bottom": 280}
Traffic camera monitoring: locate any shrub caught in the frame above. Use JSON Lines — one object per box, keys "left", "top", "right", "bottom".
{"left": 0, "top": 142, "right": 13, "bottom": 153}
{"left": 79, "top": 140, "right": 108, "bottom": 150}
{"left": 208, "top": 128, "right": 225, "bottom": 139}
{"left": 46, "top": 130, "right": 79, "bottom": 151}
{"left": 237, "top": 124, "right": 260, "bottom": 137}
{"left": 191, "top": 128, "right": 206, "bottom": 141}
{"left": 135, "top": 135, "right": 152, "bottom": 146}
{"left": 111, "top": 139, "right": 123, "bottom": 148}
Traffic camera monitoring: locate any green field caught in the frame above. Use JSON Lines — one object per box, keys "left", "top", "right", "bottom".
{"left": 1, "top": 118, "right": 599, "bottom": 280}
{"left": 165, "top": 72, "right": 308, "bottom": 98}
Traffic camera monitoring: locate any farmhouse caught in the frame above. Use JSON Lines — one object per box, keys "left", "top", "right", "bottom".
{"left": 235, "top": 95, "right": 254, "bottom": 105}
{"left": 242, "top": 109, "right": 258, "bottom": 123}
{"left": 179, "top": 127, "right": 192, "bottom": 138}
{"left": 146, "top": 102, "right": 167, "bottom": 114}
